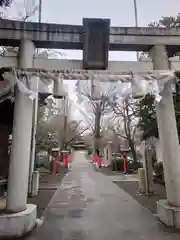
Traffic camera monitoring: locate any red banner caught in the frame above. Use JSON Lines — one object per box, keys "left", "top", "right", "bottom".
{"left": 67, "top": 154, "right": 72, "bottom": 163}
{"left": 92, "top": 154, "right": 103, "bottom": 168}
{"left": 64, "top": 154, "right": 71, "bottom": 168}
{"left": 53, "top": 157, "right": 57, "bottom": 176}
{"left": 122, "top": 152, "right": 127, "bottom": 174}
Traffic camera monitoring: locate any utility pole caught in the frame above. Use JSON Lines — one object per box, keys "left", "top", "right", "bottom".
{"left": 63, "top": 96, "right": 68, "bottom": 149}
{"left": 133, "top": 0, "right": 139, "bottom": 61}
{"left": 38, "top": 0, "right": 42, "bottom": 23}
{"left": 36, "top": 0, "right": 42, "bottom": 55}
{"left": 91, "top": 79, "right": 101, "bottom": 154}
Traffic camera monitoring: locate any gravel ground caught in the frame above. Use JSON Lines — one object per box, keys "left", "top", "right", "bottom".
{"left": 94, "top": 164, "right": 166, "bottom": 215}
{"left": 114, "top": 181, "right": 166, "bottom": 214}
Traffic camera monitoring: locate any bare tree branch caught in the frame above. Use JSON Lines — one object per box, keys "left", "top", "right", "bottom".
{"left": 107, "top": 97, "right": 139, "bottom": 161}
{"left": 66, "top": 127, "right": 89, "bottom": 145}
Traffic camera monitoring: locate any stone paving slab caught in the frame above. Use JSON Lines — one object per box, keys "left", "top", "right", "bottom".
{"left": 107, "top": 174, "right": 138, "bottom": 182}
{"left": 25, "top": 151, "right": 180, "bottom": 240}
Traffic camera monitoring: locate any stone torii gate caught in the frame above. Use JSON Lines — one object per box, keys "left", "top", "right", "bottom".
{"left": 0, "top": 18, "right": 180, "bottom": 237}
{"left": 0, "top": 60, "right": 178, "bottom": 237}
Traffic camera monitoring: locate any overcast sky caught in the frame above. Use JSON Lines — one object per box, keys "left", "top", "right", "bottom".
{"left": 41, "top": 0, "right": 180, "bottom": 60}
{"left": 41, "top": 0, "right": 179, "bottom": 25}
{"left": 7, "top": 0, "right": 180, "bottom": 60}
{"left": 5, "top": 0, "right": 180, "bottom": 120}
{"left": 40, "top": 0, "right": 180, "bottom": 120}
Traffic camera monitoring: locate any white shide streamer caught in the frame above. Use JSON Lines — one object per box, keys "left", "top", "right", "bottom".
{"left": 1, "top": 68, "right": 177, "bottom": 103}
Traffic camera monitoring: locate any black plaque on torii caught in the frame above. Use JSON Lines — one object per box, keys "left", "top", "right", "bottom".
{"left": 83, "top": 18, "right": 110, "bottom": 70}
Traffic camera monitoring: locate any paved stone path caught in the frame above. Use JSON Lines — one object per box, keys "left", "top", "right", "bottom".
{"left": 26, "top": 151, "right": 180, "bottom": 240}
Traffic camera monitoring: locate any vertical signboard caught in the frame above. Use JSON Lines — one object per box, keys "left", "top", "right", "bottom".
{"left": 83, "top": 18, "right": 110, "bottom": 70}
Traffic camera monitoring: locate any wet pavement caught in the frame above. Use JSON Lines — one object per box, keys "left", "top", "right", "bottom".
{"left": 26, "top": 151, "right": 180, "bottom": 240}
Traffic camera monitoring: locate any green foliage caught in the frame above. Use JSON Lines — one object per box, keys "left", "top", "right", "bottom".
{"left": 137, "top": 14, "right": 180, "bottom": 140}
{"left": 87, "top": 148, "right": 93, "bottom": 156}
{"left": 141, "top": 13, "right": 180, "bottom": 58}
{"left": 154, "top": 162, "right": 164, "bottom": 184}
{"left": 136, "top": 94, "right": 158, "bottom": 140}
{"left": 112, "top": 159, "right": 124, "bottom": 171}
{"left": 112, "top": 158, "right": 142, "bottom": 172}
{"left": 154, "top": 162, "right": 163, "bottom": 175}
{"left": 137, "top": 78, "right": 180, "bottom": 141}
{"left": 128, "top": 161, "right": 143, "bottom": 172}
{"left": 149, "top": 14, "right": 180, "bottom": 28}
{"left": 36, "top": 106, "right": 58, "bottom": 153}
{"left": 49, "top": 160, "right": 56, "bottom": 173}
{"left": 0, "top": 0, "right": 12, "bottom": 7}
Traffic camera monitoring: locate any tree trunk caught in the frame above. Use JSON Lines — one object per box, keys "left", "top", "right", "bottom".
{"left": 129, "top": 139, "right": 137, "bottom": 163}
{"left": 94, "top": 109, "right": 101, "bottom": 138}
{"left": 93, "top": 108, "right": 101, "bottom": 154}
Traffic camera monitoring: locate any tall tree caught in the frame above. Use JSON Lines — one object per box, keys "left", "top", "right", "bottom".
{"left": 0, "top": 0, "right": 38, "bottom": 55}
{"left": 75, "top": 80, "right": 116, "bottom": 151}
{"left": 137, "top": 14, "right": 180, "bottom": 140}
{"left": 108, "top": 98, "right": 139, "bottom": 162}
{"left": 0, "top": 0, "right": 12, "bottom": 7}
{"left": 135, "top": 94, "right": 158, "bottom": 140}
{"left": 0, "top": 0, "right": 66, "bottom": 58}
{"left": 49, "top": 115, "right": 88, "bottom": 149}
{"left": 36, "top": 105, "right": 58, "bottom": 153}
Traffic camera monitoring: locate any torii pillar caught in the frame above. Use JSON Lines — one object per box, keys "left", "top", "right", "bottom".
{"left": 151, "top": 44, "right": 180, "bottom": 228}
{"left": 0, "top": 40, "right": 37, "bottom": 238}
